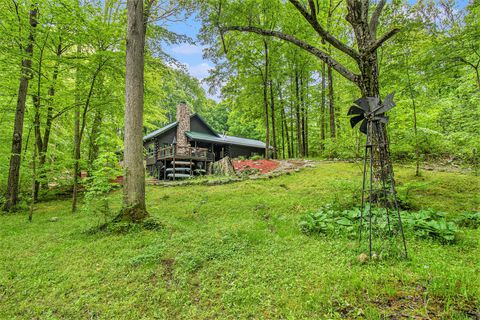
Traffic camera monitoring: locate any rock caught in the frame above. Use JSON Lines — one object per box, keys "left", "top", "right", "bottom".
{"left": 357, "top": 253, "right": 368, "bottom": 264}
{"left": 49, "top": 217, "right": 59, "bottom": 222}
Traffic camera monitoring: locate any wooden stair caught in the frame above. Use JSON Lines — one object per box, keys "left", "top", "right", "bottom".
{"left": 166, "top": 167, "right": 191, "bottom": 173}
{"left": 166, "top": 159, "right": 193, "bottom": 180}
{"left": 167, "top": 173, "right": 192, "bottom": 179}
{"left": 163, "top": 158, "right": 208, "bottom": 180}
{"left": 171, "top": 160, "right": 191, "bottom": 166}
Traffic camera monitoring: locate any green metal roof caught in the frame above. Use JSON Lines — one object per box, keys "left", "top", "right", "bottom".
{"left": 223, "top": 135, "right": 266, "bottom": 148}
{"left": 185, "top": 131, "right": 225, "bottom": 143}
{"left": 143, "top": 114, "right": 220, "bottom": 142}
{"left": 185, "top": 131, "right": 266, "bottom": 149}
{"left": 143, "top": 121, "right": 177, "bottom": 141}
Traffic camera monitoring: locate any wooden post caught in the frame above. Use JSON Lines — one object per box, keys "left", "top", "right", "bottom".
{"left": 163, "top": 159, "right": 166, "bottom": 180}
{"left": 173, "top": 146, "right": 176, "bottom": 181}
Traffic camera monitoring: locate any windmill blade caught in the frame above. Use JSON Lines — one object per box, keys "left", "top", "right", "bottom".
{"left": 374, "top": 92, "right": 396, "bottom": 114}
{"left": 375, "top": 101, "right": 396, "bottom": 114}
{"left": 348, "top": 105, "right": 365, "bottom": 116}
{"left": 359, "top": 119, "right": 368, "bottom": 134}
{"left": 373, "top": 116, "right": 389, "bottom": 124}
{"left": 350, "top": 114, "right": 364, "bottom": 128}
{"left": 353, "top": 98, "right": 369, "bottom": 111}
{"left": 383, "top": 91, "right": 395, "bottom": 107}
{"left": 367, "top": 97, "right": 380, "bottom": 112}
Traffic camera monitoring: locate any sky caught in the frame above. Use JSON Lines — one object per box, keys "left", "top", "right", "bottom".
{"left": 164, "top": 1, "right": 470, "bottom": 101}
{"left": 163, "top": 14, "right": 214, "bottom": 98}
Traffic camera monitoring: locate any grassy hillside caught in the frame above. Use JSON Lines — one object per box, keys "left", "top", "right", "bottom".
{"left": 1, "top": 162, "right": 479, "bottom": 319}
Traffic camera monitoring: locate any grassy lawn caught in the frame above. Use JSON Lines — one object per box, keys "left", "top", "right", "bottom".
{"left": 1, "top": 162, "right": 479, "bottom": 319}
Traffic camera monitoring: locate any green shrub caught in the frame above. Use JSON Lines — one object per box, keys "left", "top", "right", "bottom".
{"left": 82, "top": 150, "right": 121, "bottom": 222}
{"left": 456, "top": 212, "right": 480, "bottom": 229}
{"left": 299, "top": 211, "right": 330, "bottom": 234}
{"left": 250, "top": 154, "right": 263, "bottom": 161}
{"left": 299, "top": 206, "right": 360, "bottom": 237}
{"left": 403, "top": 209, "right": 460, "bottom": 243}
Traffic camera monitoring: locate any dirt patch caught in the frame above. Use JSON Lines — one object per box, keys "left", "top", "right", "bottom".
{"left": 366, "top": 284, "right": 479, "bottom": 319}
{"left": 161, "top": 258, "right": 175, "bottom": 285}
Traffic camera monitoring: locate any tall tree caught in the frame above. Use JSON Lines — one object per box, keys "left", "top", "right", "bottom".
{"left": 262, "top": 39, "right": 271, "bottom": 159}
{"left": 320, "top": 61, "right": 326, "bottom": 151}
{"left": 121, "top": 0, "right": 151, "bottom": 221}
{"left": 4, "top": 4, "right": 38, "bottom": 211}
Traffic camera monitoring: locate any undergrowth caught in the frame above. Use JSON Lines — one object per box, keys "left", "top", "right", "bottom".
{"left": 299, "top": 206, "right": 475, "bottom": 244}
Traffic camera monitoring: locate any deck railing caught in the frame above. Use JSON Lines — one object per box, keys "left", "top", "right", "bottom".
{"left": 156, "top": 145, "right": 214, "bottom": 161}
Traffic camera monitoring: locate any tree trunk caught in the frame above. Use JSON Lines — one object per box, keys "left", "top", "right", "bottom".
{"left": 4, "top": 6, "right": 38, "bottom": 211}
{"left": 269, "top": 80, "right": 277, "bottom": 159}
{"left": 72, "top": 45, "right": 82, "bottom": 213}
{"left": 29, "top": 106, "right": 39, "bottom": 222}
{"left": 278, "top": 85, "right": 286, "bottom": 158}
{"left": 35, "top": 43, "right": 62, "bottom": 200}
{"left": 475, "top": 66, "right": 480, "bottom": 91}
{"left": 29, "top": 136, "right": 37, "bottom": 222}
{"left": 263, "top": 40, "right": 270, "bottom": 159}
{"left": 290, "top": 101, "right": 295, "bottom": 157}
{"left": 121, "top": 0, "right": 148, "bottom": 221}
{"left": 328, "top": 65, "right": 336, "bottom": 139}
{"left": 32, "top": 33, "right": 50, "bottom": 201}
{"left": 320, "top": 62, "right": 326, "bottom": 153}
{"left": 295, "top": 69, "right": 303, "bottom": 157}
{"left": 284, "top": 107, "right": 291, "bottom": 158}
{"left": 405, "top": 53, "right": 421, "bottom": 176}
{"left": 88, "top": 73, "right": 104, "bottom": 170}
{"left": 280, "top": 105, "right": 285, "bottom": 159}
{"left": 300, "top": 75, "right": 307, "bottom": 156}
{"left": 88, "top": 109, "right": 102, "bottom": 169}
{"left": 346, "top": 1, "right": 380, "bottom": 98}
{"left": 304, "top": 97, "right": 309, "bottom": 157}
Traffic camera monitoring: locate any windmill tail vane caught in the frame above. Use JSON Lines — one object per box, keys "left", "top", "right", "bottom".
{"left": 347, "top": 92, "right": 408, "bottom": 260}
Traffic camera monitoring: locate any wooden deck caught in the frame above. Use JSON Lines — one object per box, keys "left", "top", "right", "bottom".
{"left": 146, "top": 145, "right": 215, "bottom": 165}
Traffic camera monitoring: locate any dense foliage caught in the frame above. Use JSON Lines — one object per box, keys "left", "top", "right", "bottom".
{"left": 0, "top": 0, "right": 214, "bottom": 203}
{"left": 0, "top": 0, "right": 478, "bottom": 209}
{"left": 299, "top": 206, "right": 470, "bottom": 244}
{"left": 200, "top": 0, "right": 480, "bottom": 162}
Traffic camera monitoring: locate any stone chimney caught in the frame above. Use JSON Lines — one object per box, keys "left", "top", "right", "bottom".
{"left": 175, "top": 102, "right": 190, "bottom": 148}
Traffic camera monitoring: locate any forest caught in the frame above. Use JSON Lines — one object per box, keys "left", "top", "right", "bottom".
{"left": 0, "top": 0, "right": 479, "bottom": 318}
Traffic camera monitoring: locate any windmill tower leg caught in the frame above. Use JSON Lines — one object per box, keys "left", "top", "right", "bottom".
{"left": 359, "top": 144, "right": 368, "bottom": 243}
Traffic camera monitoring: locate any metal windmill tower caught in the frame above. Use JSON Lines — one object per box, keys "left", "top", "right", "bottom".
{"left": 348, "top": 92, "right": 408, "bottom": 259}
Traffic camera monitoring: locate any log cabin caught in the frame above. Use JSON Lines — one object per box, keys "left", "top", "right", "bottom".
{"left": 143, "top": 103, "right": 266, "bottom": 180}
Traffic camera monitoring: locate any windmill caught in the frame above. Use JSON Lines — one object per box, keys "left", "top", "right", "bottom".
{"left": 348, "top": 92, "right": 408, "bottom": 259}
